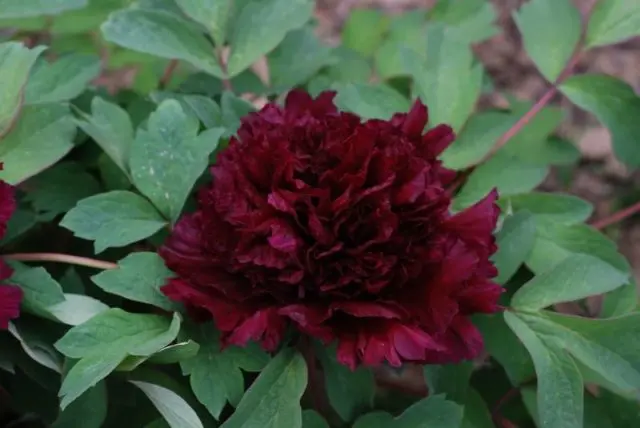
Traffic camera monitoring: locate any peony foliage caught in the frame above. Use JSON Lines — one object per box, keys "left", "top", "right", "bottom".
{"left": 0, "top": 0, "right": 640, "bottom": 427}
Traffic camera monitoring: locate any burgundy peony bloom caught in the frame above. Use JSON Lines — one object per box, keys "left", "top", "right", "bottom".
{"left": 0, "top": 171, "right": 21, "bottom": 330}
{"left": 160, "top": 90, "right": 502, "bottom": 369}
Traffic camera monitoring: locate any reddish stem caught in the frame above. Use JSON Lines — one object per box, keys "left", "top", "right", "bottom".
{"left": 217, "top": 48, "right": 233, "bottom": 92}
{"left": 491, "top": 376, "right": 536, "bottom": 428}
{"left": 591, "top": 201, "right": 640, "bottom": 230}
{"left": 491, "top": 385, "right": 521, "bottom": 425}
{"left": 374, "top": 376, "right": 428, "bottom": 397}
{"left": 159, "top": 59, "right": 178, "bottom": 89}
{"left": 478, "top": 53, "right": 581, "bottom": 166}
{"left": 3, "top": 253, "right": 117, "bottom": 270}
{"left": 474, "top": 0, "right": 597, "bottom": 167}
{"left": 0, "top": 92, "right": 24, "bottom": 140}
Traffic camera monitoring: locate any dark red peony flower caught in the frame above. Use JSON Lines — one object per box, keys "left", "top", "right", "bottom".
{"left": 0, "top": 170, "right": 21, "bottom": 330}
{"left": 160, "top": 90, "right": 502, "bottom": 369}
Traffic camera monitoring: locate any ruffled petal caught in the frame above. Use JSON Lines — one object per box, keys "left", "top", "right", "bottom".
{"left": 457, "top": 279, "right": 503, "bottom": 314}
{"left": 0, "top": 180, "right": 15, "bottom": 239}
{"left": 0, "top": 259, "right": 13, "bottom": 282}
{"left": 401, "top": 99, "right": 428, "bottom": 137}
{"left": 158, "top": 90, "right": 501, "bottom": 369}
{"left": 225, "top": 308, "right": 287, "bottom": 352}
{"left": 422, "top": 124, "right": 455, "bottom": 158}
{"left": 335, "top": 321, "right": 445, "bottom": 370}
{"left": 0, "top": 284, "right": 22, "bottom": 329}
{"left": 444, "top": 189, "right": 500, "bottom": 245}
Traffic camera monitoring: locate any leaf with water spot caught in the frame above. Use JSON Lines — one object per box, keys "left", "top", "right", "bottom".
{"left": 129, "top": 100, "right": 224, "bottom": 222}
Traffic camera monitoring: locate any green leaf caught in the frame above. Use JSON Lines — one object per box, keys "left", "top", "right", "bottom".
{"left": 0, "top": 207, "right": 38, "bottom": 245}
{"left": 411, "top": 23, "right": 482, "bottom": 132}
{"left": 2, "top": 330, "right": 61, "bottom": 389}
{"left": 586, "top": 0, "right": 640, "bottom": 47}
{"left": 352, "top": 412, "right": 394, "bottom": 428}
{"left": 60, "top": 190, "right": 167, "bottom": 253}
{"left": 595, "top": 389, "right": 640, "bottom": 426}
{"left": 220, "top": 91, "right": 255, "bottom": 136}
{"left": 59, "top": 352, "right": 124, "bottom": 409}
{"left": 582, "top": 357, "right": 638, "bottom": 402}
{"left": 316, "top": 344, "right": 374, "bottom": 422}
{"left": 220, "top": 348, "right": 307, "bottom": 428}
{"left": 374, "top": 20, "right": 425, "bottom": 79}
{"left": 394, "top": 395, "right": 464, "bottom": 428}
{"left": 129, "top": 100, "right": 224, "bottom": 222}
{"left": 101, "top": 8, "right": 223, "bottom": 77}
{"left": 334, "top": 83, "right": 410, "bottom": 120}
{"left": 492, "top": 211, "right": 537, "bottom": 284}
{"left": 513, "top": 0, "right": 581, "bottom": 81}
{"left": 24, "top": 162, "right": 100, "bottom": 217}
{"left": 518, "top": 311, "right": 640, "bottom": 398}
{"left": 440, "top": 111, "right": 516, "bottom": 170}
{"left": 47, "top": 294, "right": 109, "bottom": 326}
{"left": 354, "top": 397, "right": 463, "bottom": 428}
{"left": 131, "top": 381, "right": 204, "bottom": 428}
{"left": 25, "top": 54, "right": 100, "bottom": 105}
{"left": 454, "top": 151, "right": 548, "bottom": 210}
{"left": 181, "top": 324, "right": 269, "bottom": 419}
{"left": 0, "top": 0, "right": 87, "bottom": 18}
{"left": 0, "top": 42, "right": 46, "bottom": 136}
{"left": 9, "top": 265, "right": 65, "bottom": 318}
{"left": 504, "top": 312, "right": 583, "bottom": 428}
{"left": 136, "top": 0, "right": 184, "bottom": 13}
{"left": 68, "top": 311, "right": 183, "bottom": 372}
{"left": 500, "top": 104, "right": 570, "bottom": 165}
{"left": 174, "top": 0, "right": 232, "bottom": 47}
{"left": 580, "top": 394, "right": 614, "bottom": 428}
{"left": 148, "top": 341, "right": 200, "bottom": 364}
{"left": 519, "top": 385, "right": 541, "bottom": 426}
{"left": 503, "top": 192, "right": 593, "bottom": 226}
{"left": 98, "top": 154, "right": 131, "bottom": 192}
{"left": 116, "top": 354, "right": 153, "bottom": 372}
{"left": 525, "top": 222, "right": 630, "bottom": 275}
{"left": 226, "top": 0, "right": 314, "bottom": 77}
{"left": 428, "top": 0, "right": 499, "bottom": 44}
{"left": 55, "top": 309, "right": 180, "bottom": 359}
{"left": 145, "top": 420, "right": 171, "bottom": 428}
{"left": 341, "top": 9, "right": 389, "bottom": 57}
{"left": 561, "top": 74, "right": 640, "bottom": 167}
{"left": 601, "top": 281, "right": 638, "bottom": 318}
{"left": 517, "top": 136, "right": 580, "bottom": 166}
{"left": 150, "top": 92, "right": 222, "bottom": 129}
{"left": 91, "top": 252, "right": 176, "bottom": 311}
{"left": 423, "top": 362, "right": 473, "bottom": 404}
{"left": 324, "top": 46, "right": 372, "bottom": 84}
{"left": 8, "top": 321, "right": 62, "bottom": 372}
{"left": 302, "top": 410, "right": 329, "bottom": 428}
{"left": 462, "top": 388, "right": 493, "bottom": 428}
{"left": 268, "top": 26, "right": 333, "bottom": 92}
{"left": 75, "top": 96, "right": 134, "bottom": 175}
{"left": 512, "top": 254, "right": 629, "bottom": 310}
{"left": 475, "top": 314, "right": 534, "bottom": 384}
{"left": 0, "top": 103, "right": 76, "bottom": 185}
{"left": 52, "top": 381, "right": 107, "bottom": 428}
{"left": 49, "top": 0, "right": 127, "bottom": 35}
